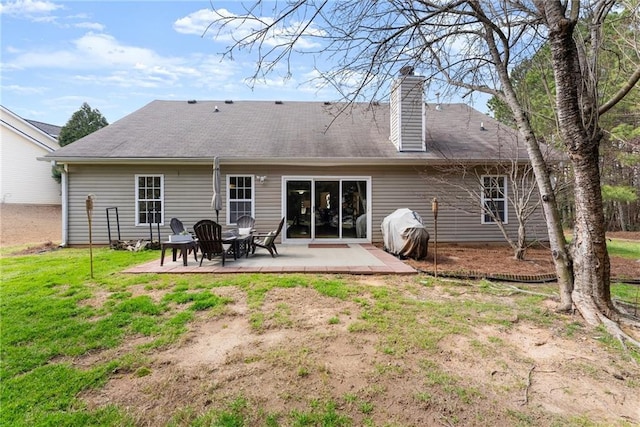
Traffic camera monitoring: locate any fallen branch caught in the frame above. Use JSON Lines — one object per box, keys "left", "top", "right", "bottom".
{"left": 491, "top": 283, "right": 558, "bottom": 299}
{"left": 521, "top": 365, "right": 535, "bottom": 406}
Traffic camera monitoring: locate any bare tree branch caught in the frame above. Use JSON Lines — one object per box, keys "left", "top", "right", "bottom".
{"left": 600, "top": 66, "right": 640, "bottom": 115}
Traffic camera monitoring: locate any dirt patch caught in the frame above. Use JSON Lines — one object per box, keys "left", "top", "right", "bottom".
{"left": 0, "top": 203, "right": 61, "bottom": 249}
{"left": 78, "top": 280, "right": 640, "bottom": 426}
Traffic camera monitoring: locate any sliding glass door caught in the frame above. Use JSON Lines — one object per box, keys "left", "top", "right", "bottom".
{"left": 314, "top": 180, "right": 340, "bottom": 239}
{"left": 286, "top": 180, "right": 312, "bottom": 238}
{"left": 285, "top": 178, "right": 369, "bottom": 241}
{"left": 341, "top": 180, "right": 368, "bottom": 239}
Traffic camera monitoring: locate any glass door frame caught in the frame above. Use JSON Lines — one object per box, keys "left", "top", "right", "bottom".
{"left": 282, "top": 176, "right": 371, "bottom": 243}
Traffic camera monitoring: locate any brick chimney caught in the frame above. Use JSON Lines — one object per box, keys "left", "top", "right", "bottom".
{"left": 390, "top": 67, "right": 426, "bottom": 152}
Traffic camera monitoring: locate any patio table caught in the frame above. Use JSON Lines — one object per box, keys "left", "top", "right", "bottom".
{"left": 222, "top": 231, "right": 253, "bottom": 259}
{"left": 160, "top": 240, "right": 198, "bottom": 266}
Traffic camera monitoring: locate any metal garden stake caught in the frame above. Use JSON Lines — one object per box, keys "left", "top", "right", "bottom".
{"left": 432, "top": 197, "right": 438, "bottom": 277}
{"left": 86, "top": 194, "right": 95, "bottom": 278}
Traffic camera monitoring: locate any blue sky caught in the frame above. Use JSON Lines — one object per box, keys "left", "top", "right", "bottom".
{"left": 1, "top": 0, "right": 489, "bottom": 126}
{"left": 1, "top": 0, "right": 343, "bottom": 125}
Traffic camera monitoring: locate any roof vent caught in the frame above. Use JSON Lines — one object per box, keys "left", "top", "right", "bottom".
{"left": 323, "top": 101, "right": 331, "bottom": 105}
{"left": 214, "top": 106, "right": 219, "bottom": 112}
{"left": 187, "top": 100, "right": 197, "bottom": 104}
{"left": 224, "top": 100, "right": 233, "bottom": 104}
{"left": 275, "top": 100, "right": 283, "bottom": 105}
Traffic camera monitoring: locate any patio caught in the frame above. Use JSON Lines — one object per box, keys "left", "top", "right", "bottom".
{"left": 125, "top": 243, "right": 417, "bottom": 275}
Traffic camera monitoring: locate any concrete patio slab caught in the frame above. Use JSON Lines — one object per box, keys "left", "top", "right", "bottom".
{"left": 124, "top": 243, "right": 417, "bottom": 275}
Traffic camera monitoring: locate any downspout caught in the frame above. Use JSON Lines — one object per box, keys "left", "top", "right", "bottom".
{"left": 60, "top": 163, "right": 69, "bottom": 247}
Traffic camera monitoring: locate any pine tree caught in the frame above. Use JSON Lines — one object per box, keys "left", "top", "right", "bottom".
{"left": 58, "top": 103, "right": 108, "bottom": 147}
{"left": 52, "top": 103, "right": 108, "bottom": 182}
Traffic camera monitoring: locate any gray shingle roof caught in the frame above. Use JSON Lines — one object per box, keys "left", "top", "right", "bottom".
{"left": 46, "top": 100, "right": 528, "bottom": 164}
{"left": 25, "top": 119, "right": 62, "bottom": 139}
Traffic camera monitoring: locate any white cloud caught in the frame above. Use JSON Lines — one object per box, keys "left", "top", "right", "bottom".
{"left": 0, "top": 1, "right": 107, "bottom": 32}
{"left": 66, "top": 12, "right": 90, "bottom": 20}
{"left": 73, "top": 33, "right": 165, "bottom": 67}
{"left": 9, "top": 32, "right": 178, "bottom": 70}
{"left": 1, "top": 83, "right": 47, "bottom": 95}
{"left": 75, "top": 71, "right": 170, "bottom": 89}
{"left": 74, "top": 21, "right": 105, "bottom": 31}
{"left": 174, "top": 8, "right": 323, "bottom": 49}
{"left": 4, "top": 45, "right": 22, "bottom": 54}
{"left": 2, "top": 27, "right": 259, "bottom": 96}
{"left": 173, "top": 8, "right": 220, "bottom": 36}
{"left": 0, "top": 0, "right": 62, "bottom": 17}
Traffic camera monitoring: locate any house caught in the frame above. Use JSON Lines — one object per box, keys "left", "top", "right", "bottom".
{"left": 45, "top": 73, "right": 549, "bottom": 246}
{"left": 1, "top": 105, "right": 61, "bottom": 205}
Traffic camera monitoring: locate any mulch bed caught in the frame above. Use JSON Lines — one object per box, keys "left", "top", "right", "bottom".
{"left": 379, "top": 236, "right": 639, "bottom": 282}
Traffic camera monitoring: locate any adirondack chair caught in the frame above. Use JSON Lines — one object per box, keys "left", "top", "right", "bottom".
{"left": 236, "top": 215, "right": 255, "bottom": 229}
{"left": 169, "top": 217, "right": 197, "bottom": 255}
{"left": 193, "top": 220, "right": 232, "bottom": 266}
{"left": 251, "top": 217, "right": 285, "bottom": 257}
{"left": 170, "top": 217, "right": 188, "bottom": 235}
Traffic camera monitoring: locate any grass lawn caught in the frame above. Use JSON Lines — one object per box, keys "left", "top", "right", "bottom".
{"left": 607, "top": 238, "right": 640, "bottom": 260}
{"left": 1, "top": 241, "right": 638, "bottom": 426}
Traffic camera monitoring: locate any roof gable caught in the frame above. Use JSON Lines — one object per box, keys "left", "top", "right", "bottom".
{"left": 1, "top": 105, "right": 60, "bottom": 152}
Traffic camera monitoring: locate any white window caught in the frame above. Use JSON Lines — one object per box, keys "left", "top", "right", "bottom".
{"left": 135, "top": 174, "right": 164, "bottom": 225}
{"left": 481, "top": 175, "right": 507, "bottom": 224}
{"left": 227, "top": 175, "right": 254, "bottom": 224}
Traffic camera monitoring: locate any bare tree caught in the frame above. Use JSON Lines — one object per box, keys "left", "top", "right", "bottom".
{"left": 207, "top": 1, "right": 640, "bottom": 343}
{"left": 423, "top": 159, "right": 542, "bottom": 260}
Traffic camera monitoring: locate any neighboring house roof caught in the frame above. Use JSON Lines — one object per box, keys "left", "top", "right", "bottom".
{"left": 25, "top": 119, "right": 62, "bottom": 139}
{"left": 1, "top": 105, "right": 60, "bottom": 152}
{"left": 45, "top": 100, "right": 529, "bottom": 165}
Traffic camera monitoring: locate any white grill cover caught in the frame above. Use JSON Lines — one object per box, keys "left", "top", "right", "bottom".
{"left": 381, "top": 208, "right": 429, "bottom": 260}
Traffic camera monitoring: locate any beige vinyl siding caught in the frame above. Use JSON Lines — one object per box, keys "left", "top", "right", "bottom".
{"left": 67, "top": 164, "right": 288, "bottom": 245}
{"left": 66, "top": 163, "right": 548, "bottom": 245}
{"left": 390, "top": 91, "right": 400, "bottom": 151}
{"left": 371, "top": 166, "right": 548, "bottom": 243}
{"left": 389, "top": 75, "right": 426, "bottom": 152}
{"left": 225, "top": 166, "right": 282, "bottom": 232}
{"left": 67, "top": 165, "right": 230, "bottom": 245}
{"left": 397, "top": 97, "right": 425, "bottom": 152}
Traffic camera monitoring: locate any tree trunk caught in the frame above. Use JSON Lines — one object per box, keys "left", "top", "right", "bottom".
{"left": 617, "top": 201, "right": 628, "bottom": 232}
{"left": 570, "top": 153, "right": 614, "bottom": 324}
{"left": 515, "top": 221, "right": 526, "bottom": 260}
{"left": 541, "top": 1, "right": 614, "bottom": 324}
{"left": 480, "top": 10, "right": 574, "bottom": 310}
{"left": 507, "top": 119, "right": 574, "bottom": 309}
{"left": 524, "top": 132, "right": 574, "bottom": 312}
